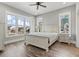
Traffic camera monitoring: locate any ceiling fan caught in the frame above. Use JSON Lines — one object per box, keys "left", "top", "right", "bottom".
{"left": 29, "top": 2, "right": 47, "bottom": 10}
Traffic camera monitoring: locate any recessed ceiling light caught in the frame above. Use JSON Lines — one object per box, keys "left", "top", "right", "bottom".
{"left": 63, "top": 2, "right": 66, "bottom": 4}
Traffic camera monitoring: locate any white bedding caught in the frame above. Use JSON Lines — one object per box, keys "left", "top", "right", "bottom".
{"left": 26, "top": 32, "right": 58, "bottom": 51}
{"left": 28, "top": 32, "right": 58, "bottom": 37}
{"left": 28, "top": 32, "right": 58, "bottom": 43}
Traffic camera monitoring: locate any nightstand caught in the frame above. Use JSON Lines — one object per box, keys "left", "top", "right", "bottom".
{"left": 58, "top": 33, "right": 71, "bottom": 44}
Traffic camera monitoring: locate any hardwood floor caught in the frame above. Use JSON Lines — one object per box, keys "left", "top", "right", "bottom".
{"left": 0, "top": 41, "right": 79, "bottom": 57}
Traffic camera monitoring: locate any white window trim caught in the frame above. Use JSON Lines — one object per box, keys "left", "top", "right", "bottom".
{"left": 59, "top": 12, "right": 71, "bottom": 34}
{"left": 5, "top": 11, "right": 27, "bottom": 37}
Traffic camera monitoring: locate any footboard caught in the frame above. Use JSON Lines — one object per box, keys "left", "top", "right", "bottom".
{"left": 26, "top": 35, "right": 49, "bottom": 51}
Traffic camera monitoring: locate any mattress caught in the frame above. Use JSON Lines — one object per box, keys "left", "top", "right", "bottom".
{"left": 28, "top": 32, "right": 58, "bottom": 43}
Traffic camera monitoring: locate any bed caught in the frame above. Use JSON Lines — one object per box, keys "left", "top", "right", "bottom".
{"left": 25, "top": 32, "right": 58, "bottom": 51}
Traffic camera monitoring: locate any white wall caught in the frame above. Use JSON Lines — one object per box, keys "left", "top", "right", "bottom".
{"left": 0, "top": 3, "right": 35, "bottom": 44}
{"left": 36, "top": 5, "right": 76, "bottom": 41}
{"left": 76, "top": 3, "right": 79, "bottom": 47}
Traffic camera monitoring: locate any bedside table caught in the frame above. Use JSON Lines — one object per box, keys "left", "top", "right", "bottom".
{"left": 58, "top": 33, "right": 71, "bottom": 44}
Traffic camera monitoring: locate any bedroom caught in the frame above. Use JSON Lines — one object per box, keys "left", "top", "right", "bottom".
{"left": 0, "top": 2, "right": 79, "bottom": 57}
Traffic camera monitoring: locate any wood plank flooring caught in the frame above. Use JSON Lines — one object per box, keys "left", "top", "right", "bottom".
{"left": 0, "top": 41, "right": 79, "bottom": 57}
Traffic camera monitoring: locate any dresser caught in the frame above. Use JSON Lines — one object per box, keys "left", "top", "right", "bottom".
{"left": 58, "top": 33, "right": 72, "bottom": 44}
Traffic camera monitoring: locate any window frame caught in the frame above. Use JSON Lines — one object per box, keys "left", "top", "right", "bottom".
{"left": 5, "top": 11, "right": 28, "bottom": 37}
{"left": 5, "top": 12, "right": 17, "bottom": 37}
{"left": 17, "top": 16, "right": 25, "bottom": 35}
{"left": 59, "top": 12, "right": 71, "bottom": 34}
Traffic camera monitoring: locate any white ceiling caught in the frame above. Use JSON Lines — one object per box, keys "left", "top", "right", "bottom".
{"left": 3, "top": 2, "right": 75, "bottom": 16}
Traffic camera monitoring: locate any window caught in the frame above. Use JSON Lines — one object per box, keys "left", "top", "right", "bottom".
{"left": 7, "top": 15, "right": 16, "bottom": 36}
{"left": 6, "top": 13, "right": 31, "bottom": 37}
{"left": 61, "top": 15, "right": 69, "bottom": 32}
{"left": 17, "top": 17, "right": 25, "bottom": 34}
{"left": 59, "top": 12, "right": 71, "bottom": 34}
{"left": 25, "top": 19, "right": 30, "bottom": 33}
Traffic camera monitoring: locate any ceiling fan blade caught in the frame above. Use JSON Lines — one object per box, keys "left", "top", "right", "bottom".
{"left": 29, "top": 4, "right": 36, "bottom": 6}
{"left": 40, "top": 5, "right": 46, "bottom": 8}
{"left": 37, "top": 5, "right": 39, "bottom": 10}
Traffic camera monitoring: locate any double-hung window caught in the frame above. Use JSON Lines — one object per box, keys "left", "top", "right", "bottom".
{"left": 6, "top": 12, "right": 31, "bottom": 37}
{"left": 25, "top": 19, "right": 30, "bottom": 33}
{"left": 7, "top": 15, "right": 16, "bottom": 36}
{"left": 17, "top": 17, "right": 25, "bottom": 34}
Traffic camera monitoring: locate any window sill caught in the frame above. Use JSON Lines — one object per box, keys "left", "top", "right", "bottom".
{"left": 6, "top": 34, "right": 25, "bottom": 38}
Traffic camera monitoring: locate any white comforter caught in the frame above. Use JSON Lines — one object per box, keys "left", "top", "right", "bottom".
{"left": 28, "top": 32, "right": 58, "bottom": 43}
{"left": 28, "top": 32, "right": 58, "bottom": 37}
